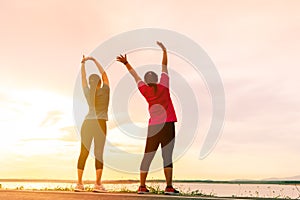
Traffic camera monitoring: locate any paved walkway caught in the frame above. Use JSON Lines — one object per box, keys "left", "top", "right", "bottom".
{"left": 0, "top": 190, "right": 241, "bottom": 200}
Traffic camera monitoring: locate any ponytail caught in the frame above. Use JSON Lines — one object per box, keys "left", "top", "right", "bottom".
{"left": 90, "top": 86, "right": 97, "bottom": 108}
{"left": 148, "top": 83, "right": 157, "bottom": 94}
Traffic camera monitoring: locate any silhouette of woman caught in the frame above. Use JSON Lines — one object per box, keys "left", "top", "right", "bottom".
{"left": 75, "top": 55, "right": 109, "bottom": 193}
{"left": 116, "top": 41, "right": 179, "bottom": 195}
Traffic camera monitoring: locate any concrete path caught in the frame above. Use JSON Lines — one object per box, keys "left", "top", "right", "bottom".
{"left": 0, "top": 190, "right": 244, "bottom": 200}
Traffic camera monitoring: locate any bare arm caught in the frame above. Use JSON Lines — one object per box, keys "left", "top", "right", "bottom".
{"left": 116, "top": 54, "right": 142, "bottom": 83}
{"left": 157, "top": 41, "right": 168, "bottom": 74}
{"left": 81, "top": 55, "right": 88, "bottom": 88}
{"left": 86, "top": 56, "right": 109, "bottom": 86}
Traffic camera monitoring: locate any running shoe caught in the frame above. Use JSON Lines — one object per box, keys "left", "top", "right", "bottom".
{"left": 164, "top": 186, "right": 180, "bottom": 195}
{"left": 137, "top": 186, "right": 150, "bottom": 194}
{"left": 74, "top": 184, "right": 84, "bottom": 192}
{"left": 93, "top": 184, "right": 107, "bottom": 193}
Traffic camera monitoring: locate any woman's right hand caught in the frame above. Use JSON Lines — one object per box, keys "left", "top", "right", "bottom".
{"left": 156, "top": 41, "right": 166, "bottom": 51}
{"left": 81, "top": 55, "right": 95, "bottom": 63}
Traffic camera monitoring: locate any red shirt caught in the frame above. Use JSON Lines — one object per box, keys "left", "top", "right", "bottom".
{"left": 137, "top": 72, "right": 177, "bottom": 125}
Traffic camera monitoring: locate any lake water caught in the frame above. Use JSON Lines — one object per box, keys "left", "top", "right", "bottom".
{"left": 0, "top": 181, "right": 300, "bottom": 199}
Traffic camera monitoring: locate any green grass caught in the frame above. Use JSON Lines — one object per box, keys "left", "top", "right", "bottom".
{"left": 1, "top": 184, "right": 299, "bottom": 199}
{"left": 179, "top": 189, "right": 216, "bottom": 197}
{"left": 0, "top": 184, "right": 214, "bottom": 196}
{"left": 147, "top": 185, "right": 164, "bottom": 194}
{"left": 117, "top": 186, "right": 136, "bottom": 193}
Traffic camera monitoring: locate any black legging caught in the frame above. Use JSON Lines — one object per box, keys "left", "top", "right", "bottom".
{"left": 77, "top": 119, "right": 106, "bottom": 170}
{"left": 140, "top": 122, "right": 175, "bottom": 172}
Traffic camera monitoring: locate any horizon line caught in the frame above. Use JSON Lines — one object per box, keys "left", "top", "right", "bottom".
{"left": 1, "top": 178, "right": 300, "bottom": 185}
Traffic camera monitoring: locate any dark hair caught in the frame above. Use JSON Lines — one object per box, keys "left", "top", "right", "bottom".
{"left": 89, "top": 74, "right": 101, "bottom": 107}
{"left": 148, "top": 83, "right": 158, "bottom": 93}
{"left": 144, "top": 71, "right": 158, "bottom": 84}
{"left": 89, "top": 74, "right": 101, "bottom": 87}
{"left": 144, "top": 71, "right": 158, "bottom": 94}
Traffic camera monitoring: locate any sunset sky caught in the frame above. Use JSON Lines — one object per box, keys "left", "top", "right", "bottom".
{"left": 0, "top": 0, "right": 300, "bottom": 181}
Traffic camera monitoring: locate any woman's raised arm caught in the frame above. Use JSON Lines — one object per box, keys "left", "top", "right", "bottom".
{"left": 116, "top": 54, "right": 141, "bottom": 83}
{"left": 81, "top": 55, "right": 88, "bottom": 88}
{"left": 156, "top": 41, "right": 168, "bottom": 74}
{"left": 86, "top": 56, "right": 109, "bottom": 87}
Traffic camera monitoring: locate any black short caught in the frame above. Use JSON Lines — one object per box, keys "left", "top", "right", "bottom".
{"left": 77, "top": 119, "right": 106, "bottom": 170}
{"left": 140, "top": 122, "right": 175, "bottom": 171}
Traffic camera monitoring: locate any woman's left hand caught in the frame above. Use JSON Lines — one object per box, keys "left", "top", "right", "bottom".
{"left": 116, "top": 54, "right": 128, "bottom": 65}
{"left": 81, "top": 55, "right": 87, "bottom": 63}
{"left": 81, "top": 55, "right": 95, "bottom": 63}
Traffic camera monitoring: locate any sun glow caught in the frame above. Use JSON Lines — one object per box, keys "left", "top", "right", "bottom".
{"left": 0, "top": 88, "right": 77, "bottom": 155}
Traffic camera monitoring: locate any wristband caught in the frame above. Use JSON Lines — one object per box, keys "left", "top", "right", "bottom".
{"left": 123, "top": 61, "right": 128, "bottom": 65}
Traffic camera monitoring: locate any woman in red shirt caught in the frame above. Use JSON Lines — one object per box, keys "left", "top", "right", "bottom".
{"left": 117, "top": 41, "right": 179, "bottom": 195}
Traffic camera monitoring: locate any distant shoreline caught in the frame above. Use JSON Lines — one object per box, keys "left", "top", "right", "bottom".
{"left": 1, "top": 179, "right": 299, "bottom": 185}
